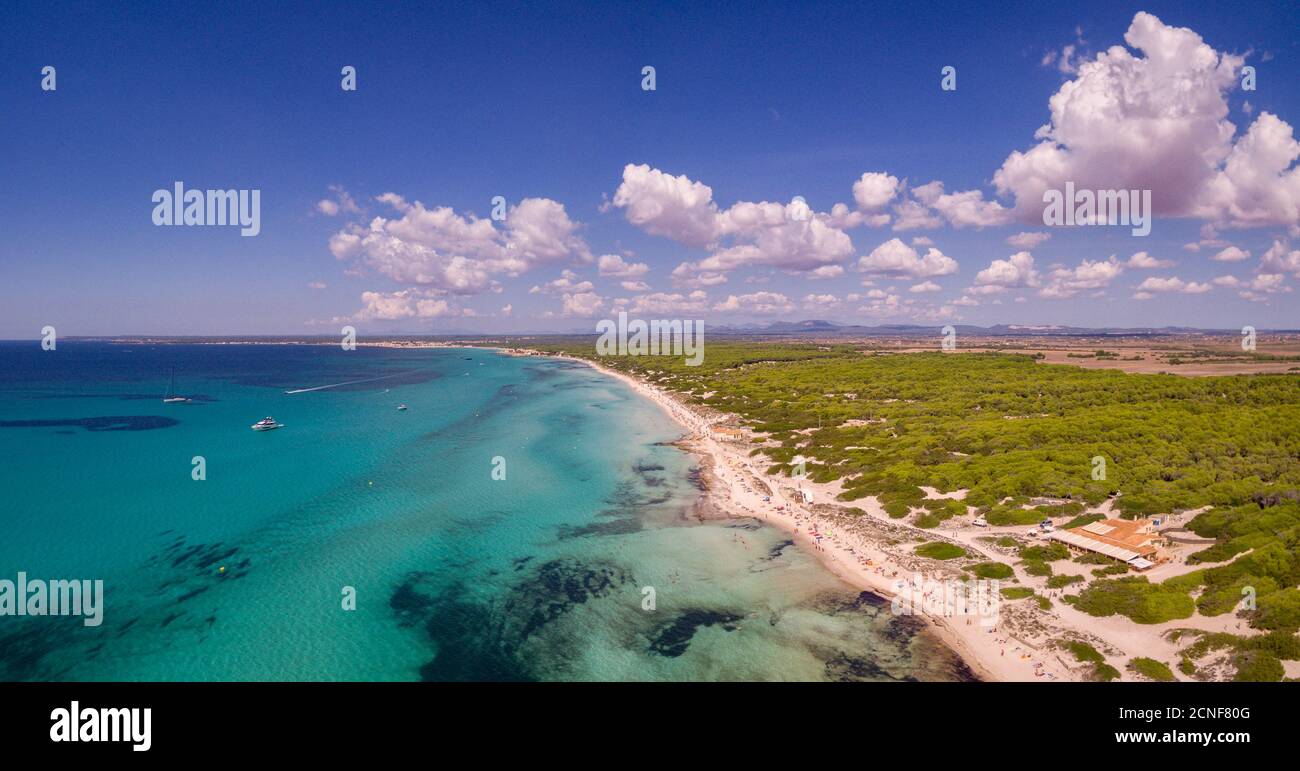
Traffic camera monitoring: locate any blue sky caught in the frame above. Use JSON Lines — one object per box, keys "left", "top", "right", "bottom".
{"left": 2, "top": 0, "right": 1298, "bottom": 336}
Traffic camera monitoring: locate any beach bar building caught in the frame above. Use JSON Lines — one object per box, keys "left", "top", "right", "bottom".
{"left": 1046, "top": 518, "right": 1167, "bottom": 571}
{"left": 711, "top": 426, "right": 748, "bottom": 442}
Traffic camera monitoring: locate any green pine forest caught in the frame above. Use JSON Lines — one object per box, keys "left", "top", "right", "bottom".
{"left": 527, "top": 340, "right": 1300, "bottom": 678}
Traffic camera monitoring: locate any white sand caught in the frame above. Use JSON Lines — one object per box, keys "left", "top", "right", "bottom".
{"left": 571, "top": 356, "right": 1080, "bottom": 681}
{"left": 498, "top": 347, "right": 1248, "bottom": 682}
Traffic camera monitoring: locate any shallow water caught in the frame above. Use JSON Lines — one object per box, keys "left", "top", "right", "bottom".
{"left": 0, "top": 342, "right": 973, "bottom": 681}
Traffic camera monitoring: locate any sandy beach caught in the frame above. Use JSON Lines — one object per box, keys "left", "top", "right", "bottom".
{"left": 570, "top": 355, "right": 1054, "bottom": 681}
{"left": 525, "top": 350, "right": 1255, "bottom": 683}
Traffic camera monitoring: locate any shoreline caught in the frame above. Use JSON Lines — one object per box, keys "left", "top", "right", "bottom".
{"left": 497, "top": 348, "right": 1262, "bottom": 683}
{"left": 565, "top": 354, "right": 1025, "bottom": 682}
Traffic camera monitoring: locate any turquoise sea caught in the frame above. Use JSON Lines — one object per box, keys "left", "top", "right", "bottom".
{"left": 0, "top": 342, "right": 973, "bottom": 681}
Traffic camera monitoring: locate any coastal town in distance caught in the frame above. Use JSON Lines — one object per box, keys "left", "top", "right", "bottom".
{"left": 2, "top": 0, "right": 1297, "bottom": 756}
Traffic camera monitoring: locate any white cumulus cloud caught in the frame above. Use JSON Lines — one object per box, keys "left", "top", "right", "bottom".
{"left": 857, "top": 238, "right": 959, "bottom": 278}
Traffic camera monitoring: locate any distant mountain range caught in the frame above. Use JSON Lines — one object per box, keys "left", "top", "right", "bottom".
{"left": 689, "top": 320, "right": 1299, "bottom": 337}
{"left": 59, "top": 320, "right": 1299, "bottom": 344}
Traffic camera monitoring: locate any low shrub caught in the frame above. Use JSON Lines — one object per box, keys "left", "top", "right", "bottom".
{"left": 1129, "top": 657, "right": 1176, "bottom": 681}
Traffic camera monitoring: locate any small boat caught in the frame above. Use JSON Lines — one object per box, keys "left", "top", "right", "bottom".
{"left": 250, "top": 416, "right": 283, "bottom": 431}
{"left": 397, "top": 404, "right": 408, "bottom": 411}
{"left": 162, "top": 368, "right": 191, "bottom": 404}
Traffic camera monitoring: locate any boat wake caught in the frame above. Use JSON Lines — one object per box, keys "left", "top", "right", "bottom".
{"left": 283, "top": 372, "right": 415, "bottom": 395}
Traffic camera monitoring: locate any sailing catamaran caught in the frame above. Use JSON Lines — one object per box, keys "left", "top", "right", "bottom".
{"left": 162, "top": 368, "right": 191, "bottom": 404}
